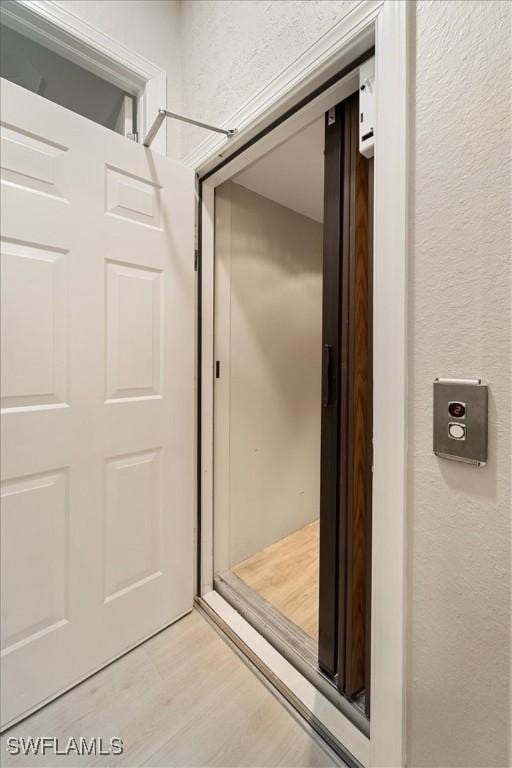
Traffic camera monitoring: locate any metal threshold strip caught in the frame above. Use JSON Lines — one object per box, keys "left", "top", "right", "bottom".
{"left": 195, "top": 597, "right": 360, "bottom": 768}
{"left": 143, "top": 108, "right": 237, "bottom": 148}
{"left": 214, "top": 572, "right": 369, "bottom": 735}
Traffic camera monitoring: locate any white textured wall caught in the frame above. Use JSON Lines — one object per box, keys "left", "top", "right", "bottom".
{"left": 217, "top": 182, "right": 323, "bottom": 566}
{"left": 408, "top": 2, "right": 511, "bottom": 766}
{"left": 180, "top": 1, "right": 511, "bottom": 765}
{"left": 57, "top": 0, "right": 182, "bottom": 157}
{"left": 179, "top": 0, "right": 357, "bottom": 156}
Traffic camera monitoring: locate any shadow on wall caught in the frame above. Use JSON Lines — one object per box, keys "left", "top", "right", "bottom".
{"left": 229, "top": 182, "right": 323, "bottom": 413}
{"left": 220, "top": 181, "right": 324, "bottom": 564}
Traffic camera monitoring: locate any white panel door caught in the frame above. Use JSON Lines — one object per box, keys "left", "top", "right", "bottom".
{"left": 0, "top": 78, "right": 195, "bottom": 728}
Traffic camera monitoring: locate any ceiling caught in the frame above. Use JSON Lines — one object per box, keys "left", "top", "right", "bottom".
{"left": 233, "top": 117, "right": 324, "bottom": 223}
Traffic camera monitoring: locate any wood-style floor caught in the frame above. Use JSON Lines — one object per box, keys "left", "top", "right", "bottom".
{"left": 233, "top": 520, "right": 319, "bottom": 640}
{"left": 1, "top": 609, "right": 337, "bottom": 767}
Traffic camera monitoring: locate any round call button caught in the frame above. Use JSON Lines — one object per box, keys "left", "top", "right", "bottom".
{"left": 448, "top": 401, "right": 466, "bottom": 419}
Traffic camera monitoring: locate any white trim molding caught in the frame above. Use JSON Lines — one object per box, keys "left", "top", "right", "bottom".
{"left": 187, "top": 0, "right": 383, "bottom": 175}
{"left": 0, "top": 0, "right": 167, "bottom": 154}
{"left": 199, "top": 2, "right": 410, "bottom": 766}
{"left": 370, "top": 2, "right": 410, "bottom": 766}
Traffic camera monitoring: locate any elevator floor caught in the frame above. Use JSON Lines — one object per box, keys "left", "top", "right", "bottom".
{"left": 232, "top": 520, "right": 319, "bottom": 640}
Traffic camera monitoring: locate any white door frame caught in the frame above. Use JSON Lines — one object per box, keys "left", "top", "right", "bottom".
{"left": 0, "top": 0, "right": 167, "bottom": 155}
{"left": 197, "top": 2, "right": 410, "bottom": 766}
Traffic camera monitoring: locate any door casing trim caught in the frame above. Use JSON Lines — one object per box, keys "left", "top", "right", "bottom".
{"left": 0, "top": 0, "right": 167, "bottom": 155}
{"left": 198, "top": 3, "right": 410, "bottom": 766}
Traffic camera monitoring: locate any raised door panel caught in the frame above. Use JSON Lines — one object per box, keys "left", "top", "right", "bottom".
{"left": 0, "top": 469, "right": 69, "bottom": 653}
{"left": 0, "top": 122, "right": 69, "bottom": 200}
{"left": 1, "top": 239, "right": 68, "bottom": 410}
{"left": 105, "top": 261, "right": 162, "bottom": 402}
{"left": 105, "top": 165, "right": 162, "bottom": 230}
{"left": 104, "top": 449, "right": 161, "bottom": 603}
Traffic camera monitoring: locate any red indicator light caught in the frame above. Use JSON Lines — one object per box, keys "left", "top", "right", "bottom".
{"left": 448, "top": 402, "right": 466, "bottom": 418}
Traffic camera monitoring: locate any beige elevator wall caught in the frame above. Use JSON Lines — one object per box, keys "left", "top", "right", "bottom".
{"left": 216, "top": 182, "right": 323, "bottom": 567}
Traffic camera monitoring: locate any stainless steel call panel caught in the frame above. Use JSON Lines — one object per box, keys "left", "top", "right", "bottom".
{"left": 433, "top": 378, "right": 488, "bottom": 466}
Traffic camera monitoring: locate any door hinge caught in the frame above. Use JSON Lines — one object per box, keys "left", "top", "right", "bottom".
{"left": 194, "top": 249, "right": 199, "bottom": 271}
{"left": 127, "top": 132, "right": 138, "bottom": 142}
{"left": 327, "top": 107, "right": 336, "bottom": 126}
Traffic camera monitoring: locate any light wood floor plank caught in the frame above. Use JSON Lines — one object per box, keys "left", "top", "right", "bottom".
{"left": 232, "top": 520, "right": 320, "bottom": 640}
{"left": 0, "top": 610, "right": 337, "bottom": 768}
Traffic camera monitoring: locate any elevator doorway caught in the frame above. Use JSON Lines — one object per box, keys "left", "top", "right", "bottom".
{"left": 211, "top": 89, "right": 373, "bottom": 724}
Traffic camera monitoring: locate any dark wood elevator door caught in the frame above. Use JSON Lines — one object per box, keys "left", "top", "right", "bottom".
{"left": 318, "top": 92, "right": 373, "bottom": 714}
